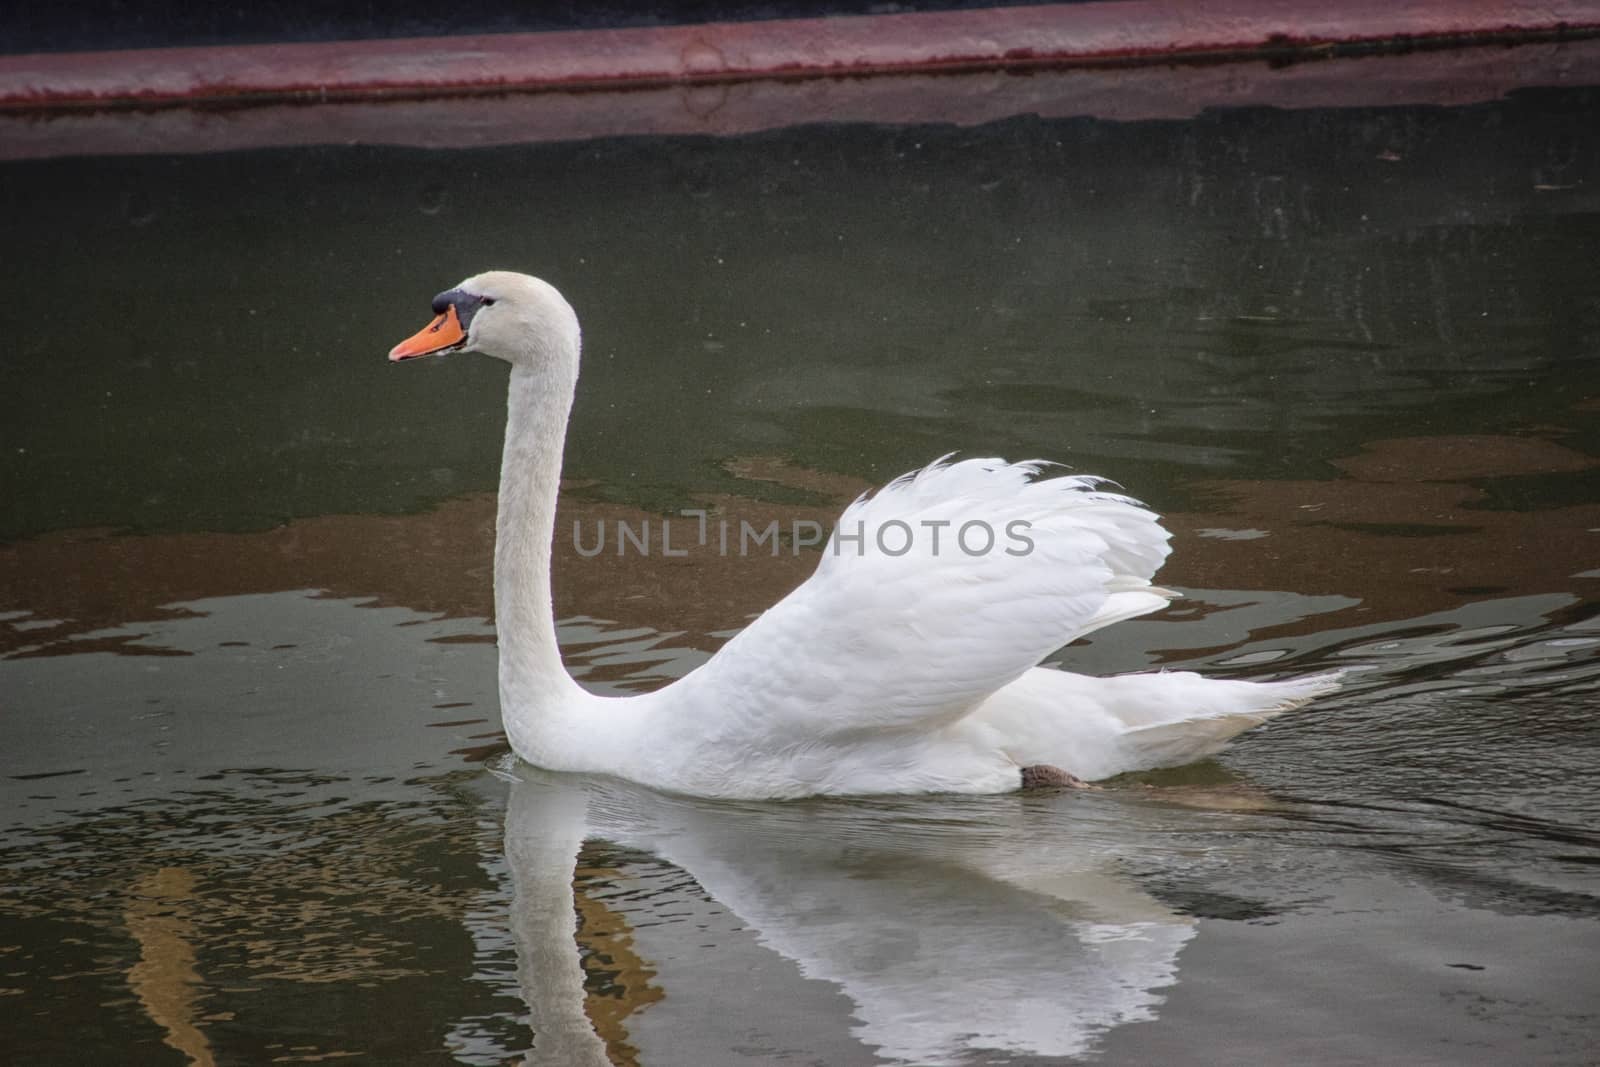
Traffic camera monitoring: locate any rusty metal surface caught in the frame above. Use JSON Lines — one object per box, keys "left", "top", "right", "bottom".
{"left": 4, "top": 35, "right": 1599, "bottom": 162}
{"left": 3, "top": 0, "right": 1599, "bottom": 117}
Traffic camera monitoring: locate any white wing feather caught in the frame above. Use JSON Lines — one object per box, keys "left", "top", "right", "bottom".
{"left": 669, "top": 456, "right": 1173, "bottom": 744}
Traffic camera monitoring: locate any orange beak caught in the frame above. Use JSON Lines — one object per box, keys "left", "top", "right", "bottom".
{"left": 389, "top": 304, "right": 466, "bottom": 362}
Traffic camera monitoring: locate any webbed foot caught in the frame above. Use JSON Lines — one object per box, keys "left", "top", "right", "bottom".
{"left": 1019, "top": 764, "right": 1095, "bottom": 791}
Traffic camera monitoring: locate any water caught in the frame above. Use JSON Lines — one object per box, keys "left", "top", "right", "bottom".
{"left": 3, "top": 81, "right": 1600, "bottom": 1065}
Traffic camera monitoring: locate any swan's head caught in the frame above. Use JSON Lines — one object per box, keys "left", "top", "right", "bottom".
{"left": 388, "top": 270, "right": 578, "bottom": 367}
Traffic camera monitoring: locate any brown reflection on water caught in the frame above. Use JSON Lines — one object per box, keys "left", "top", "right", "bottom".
{"left": 125, "top": 867, "right": 216, "bottom": 1067}
{"left": 0, "top": 486, "right": 838, "bottom": 660}
{"left": 103, "top": 817, "right": 663, "bottom": 1067}
{"left": 573, "top": 848, "right": 664, "bottom": 1067}
{"left": 1160, "top": 435, "right": 1600, "bottom": 644}
{"left": 1, "top": 434, "right": 1594, "bottom": 661}
{"left": 2, "top": 771, "right": 494, "bottom": 1063}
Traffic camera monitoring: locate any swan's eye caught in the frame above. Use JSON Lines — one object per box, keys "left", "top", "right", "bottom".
{"left": 481, "top": 297, "right": 496, "bottom": 307}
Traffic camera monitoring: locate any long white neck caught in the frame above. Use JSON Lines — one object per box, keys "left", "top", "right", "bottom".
{"left": 495, "top": 349, "right": 590, "bottom": 764}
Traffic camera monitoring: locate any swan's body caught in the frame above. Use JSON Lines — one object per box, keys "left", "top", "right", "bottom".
{"left": 389, "top": 271, "right": 1339, "bottom": 799}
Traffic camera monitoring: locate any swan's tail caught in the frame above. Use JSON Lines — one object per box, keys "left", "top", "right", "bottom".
{"left": 985, "top": 668, "right": 1344, "bottom": 781}
{"left": 1110, "top": 670, "right": 1344, "bottom": 774}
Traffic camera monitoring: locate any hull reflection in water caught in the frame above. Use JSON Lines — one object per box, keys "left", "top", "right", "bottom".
{"left": 503, "top": 769, "right": 1195, "bottom": 1065}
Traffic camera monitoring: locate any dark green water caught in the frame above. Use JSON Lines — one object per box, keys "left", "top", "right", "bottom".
{"left": 3, "top": 78, "right": 1599, "bottom": 1065}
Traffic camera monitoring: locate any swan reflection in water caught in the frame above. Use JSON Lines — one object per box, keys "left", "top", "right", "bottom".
{"left": 502, "top": 768, "right": 1198, "bottom": 1066}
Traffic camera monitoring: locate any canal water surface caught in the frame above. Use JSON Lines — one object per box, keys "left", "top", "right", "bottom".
{"left": 3, "top": 79, "right": 1599, "bottom": 1064}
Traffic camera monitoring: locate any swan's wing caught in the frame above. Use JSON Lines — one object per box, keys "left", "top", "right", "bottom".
{"left": 680, "top": 456, "right": 1173, "bottom": 741}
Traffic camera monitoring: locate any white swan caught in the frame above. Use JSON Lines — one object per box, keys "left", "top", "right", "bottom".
{"left": 388, "top": 271, "right": 1340, "bottom": 798}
